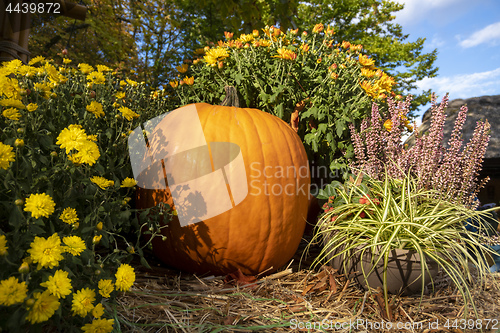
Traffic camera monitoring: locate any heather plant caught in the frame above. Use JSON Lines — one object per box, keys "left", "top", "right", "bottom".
{"left": 349, "top": 94, "right": 490, "bottom": 208}
{"left": 0, "top": 57, "right": 172, "bottom": 331}
{"left": 167, "top": 24, "right": 400, "bottom": 171}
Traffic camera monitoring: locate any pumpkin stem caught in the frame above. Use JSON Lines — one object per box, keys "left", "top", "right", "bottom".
{"left": 221, "top": 86, "right": 240, "bottom": 107}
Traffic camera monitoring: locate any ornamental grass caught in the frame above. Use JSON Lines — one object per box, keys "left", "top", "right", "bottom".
{"left": 310, "top": 170, "right": 498, "bottom": 319}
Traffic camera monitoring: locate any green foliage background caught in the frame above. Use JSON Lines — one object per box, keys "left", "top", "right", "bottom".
{"left": 28, "top": 0, "right": 437, "bottom": 110}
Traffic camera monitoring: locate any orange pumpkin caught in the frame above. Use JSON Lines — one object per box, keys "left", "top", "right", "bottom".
{"left": 135, "top": 103, "right": 310, "bottom": 276}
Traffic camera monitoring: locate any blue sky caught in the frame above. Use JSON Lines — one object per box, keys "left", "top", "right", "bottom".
{"left": 393, "top": 0, "right": 500, "bottom": 119}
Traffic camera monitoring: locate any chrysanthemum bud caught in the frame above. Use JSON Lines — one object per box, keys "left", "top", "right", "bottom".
{"left": 18, "top": 261, "right": 29, "bottom": 274}
{"left": 14, "top": 139, "right": 24, "bottom": 148}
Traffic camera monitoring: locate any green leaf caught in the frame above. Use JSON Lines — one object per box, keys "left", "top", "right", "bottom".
{"left": 234, "top": 73, "right": 243, "bottom": 85}
{"left": 301, "top": 106, "right": 317, "bottom": 118}
{"left": 318, "top": 123, "right": 327, "bottom": 134}
{"left": 335, "top": 119, "right": 345, "bottom": 138}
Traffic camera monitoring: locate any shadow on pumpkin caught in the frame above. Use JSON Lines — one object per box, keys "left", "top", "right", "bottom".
{"left": 133, "top": 126, "right": 233, "bottom": 274}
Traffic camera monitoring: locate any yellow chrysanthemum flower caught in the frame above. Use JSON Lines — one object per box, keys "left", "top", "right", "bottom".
{"left": 98, "top": 279, "right": 114, "bottom": 298}
{"left": 44, "top": 63, "right": 61, "bottom": 83}
{"left": 26, "top": 103, "right": 38, "bottom": 112}
{"left": 92, "top": 303, "right": 105, "bottom": 318}
{"left": 63, "top": 58, "right": 72, "bottom": 64}
{"left": 358, "top": 53, "right": 375, "bottom": 67}
{"left": 183, "top": 76, "right": 194, "bottom": 85}
{"left": 238, "top": 33, "right": 254, "bottom": 43}
{"left": 56, "top": 124, "right": 89, "bottom": 153}
{"left": 253, "top": 39, "right": 271, "bottom": 47}
{"left": 96, "top": 64, "right": 111, "bottom": 72}
{"left": 169, "top": 80, "right": 179, "bottom": 89}
{"left": 71, "top": 140, "right": 100, "bottom": 166}
{"left": 90, "top": 176, "right": 115, "bottom": 189}
{"left": 0, "top": 142, "right": 15, "bottom": 170}
{"left": 176, "top": 64, "right": 189, "bottom": 73}
{"left": 2, "top": 107, "right": 21, "bottom": 120}
{"left": 2, "top": 59, "right": 23, "bottom": 74}
{"left": 0, "top": 234, "right": 7, "bottom": 256}
{"left": 72, "top": 287, "right": 95, "bottom": 317}
{"left": 78, "top": 63, "right": 94, "bottom": 74}
{"left": 63, "top": 236, "right": 86, "bottom": 256}
{"left": 24, "top": 193, "right": 56, "bottom": 219}
{"left": 59, "top": 207, "right": 79, "bottom": 224}
{"left": 115, "top": 91, "right": 125, "bottom": 99}
{"left": 384, "top": 119, "right": 393, "bottom": 132}
{"left": 86, "top": 101, "right": 105, "bottom": 118}
{"left": 0, "top": 276, "right": 28, "bottom": 306}
{"left": 120, "top": 177, "right": 137, "bottom": 187}
{"left": 115, "top": 263, "right": 135, "bottom": 291}
{"left": 360, "top": 80, "right": 378, "bottom": 99}
{"left": 118, "top": 106, "right": 139, "bottom": 121}
{"left": 40, "top": 269, "right": 72, "bottom": 299}
{"left": 33, "top": 82, "right": 51, "bottom": 99}
{"left": 272, "top": 48, "right": 297, "bottom": 61}
{"left": 361, "top": 67, "right": 375, "bottom": 78}
{"left": 28, "top": 55, "right": 45, "bottom": 66}
{"left": 87, "top": 71, "right": 106, "bottom": 85}
{"left": 0, "top": 76, "right": 20, "bottom": 99}
{"left": 378, "top": 72, "right": 396, "bottom": 92}
{"left": 0, "top": 97, "right": 25, "bottom": 109}
{"left": 203, "top": 47, "right": 229, "bottom": 66}
{"left": 82, "top": 318, "right": 114, "bottom": 333}
{"left": 28, "top": 233, "right": 64, "bottom": 269}
{"left": 26, "top": 290, "right": 60, "bottom": 324}
{"left": 126, "top": 78, "right": 138, "bottom": 86}
{"left": 312, "top": 23, "right": 324, "bottom": 33}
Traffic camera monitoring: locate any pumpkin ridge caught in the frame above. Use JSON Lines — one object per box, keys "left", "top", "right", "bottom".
{"left": 251, "top": 108, "right": 275, "bottom": 272}
{"left": 258, "top": 110, "right": 284, "bottom": 271}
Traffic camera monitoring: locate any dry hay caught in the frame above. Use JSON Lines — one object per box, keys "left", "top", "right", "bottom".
{"left": 115, "top": 245, "right": 500, "bottom": 333}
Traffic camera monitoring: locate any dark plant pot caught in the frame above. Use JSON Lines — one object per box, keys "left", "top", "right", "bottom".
{"left": 328, "top": 246, "right": 439, "bottom": 296}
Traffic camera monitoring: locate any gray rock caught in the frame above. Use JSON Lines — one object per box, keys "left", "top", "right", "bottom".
{"left": 407, "top": 95, "right": 500, "bottom": 160}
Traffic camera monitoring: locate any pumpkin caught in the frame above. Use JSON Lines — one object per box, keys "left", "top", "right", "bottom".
{"left": 134, "top": 102, "right": 310, "bottom": 276}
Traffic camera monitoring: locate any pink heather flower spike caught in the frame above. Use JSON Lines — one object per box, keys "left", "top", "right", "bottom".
{"left": 349, "top": 94, "right": 490, "bottom": 208}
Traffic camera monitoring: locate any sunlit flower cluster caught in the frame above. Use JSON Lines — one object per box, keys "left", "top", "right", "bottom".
{"left": 1, "top": 56, "right": 147, "bottom": 331}
{"left": 203, "top": 47, "right": 229, "bottom": 67}
{"left": 0, "top": 142, "right": 15, "bottom": 169}
{"left": 90, "top": 176, "right": 115, "bottom": 189}
{"left": 56, "top": 124, "right": 100, "bottom": 165}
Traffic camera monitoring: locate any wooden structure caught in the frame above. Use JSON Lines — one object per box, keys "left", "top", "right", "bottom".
{"left": 0, "top": 0, "right": 87, "bottom": 63}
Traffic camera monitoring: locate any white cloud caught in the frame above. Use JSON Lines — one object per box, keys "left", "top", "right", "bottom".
{"left": 459, "top": 21, "right": 500, "bottom": 48}
{"left": 426, "top": 35, "right": 446, "bottom": 50}
{"left": 416, "top": 67, "right": 500, "bottom": 99}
